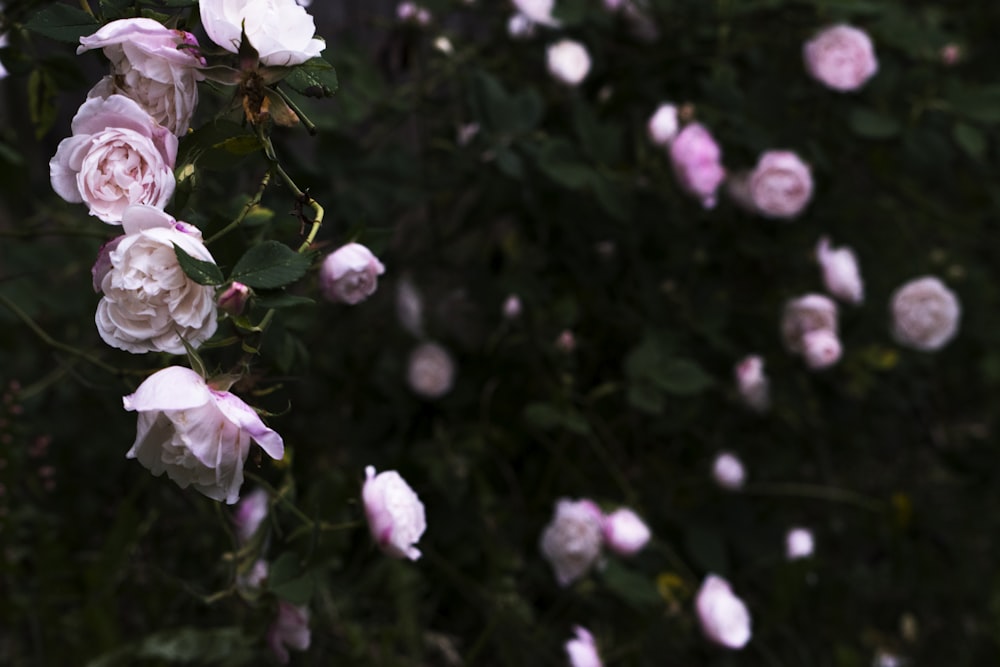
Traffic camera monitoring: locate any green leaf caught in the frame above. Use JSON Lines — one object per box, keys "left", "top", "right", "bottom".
{"left": 523, "top": 403, "right": 592, "bottom": 436}
{"left": 230, "top": 241, "right": 311, "bottom": 289}
{"left": 85, "top": 627, "right": 255, "bottom": 667}
{"left": 268, "top": 551, "right": 316, "bottom": 605}
{"left": 283, "top": 56, "right": 339, "bottom": 98}
{"left": 24, "top": 4, "right": 100, "bottom": 43}
{"left": 216, "top": 135, "right": 263, "bottom": 157}
{"left": 177, "top": 121, "right": 258, "bottom": 171}
{"left": 848, "top": 108, "right": 901, "bottom": 139}
{"left": 28, "top": 69, "right": 58, "bottom": 139}
{"left": 253, "top": 293, "right": 315, "bottom": 309}
{"left": 948, "top": 84, "right": 1000, "bottom": 124}
{"left": 651, "top": 358, "right": 714, "bottom": 396}
{"left": 601, "top": 560, "right": 662, "bottom": 609}
{"left": 173, "top": 244, "right": 225, "bottom": 286}
{"left": 537, "top": 140, "right": 595, "bottom": 189}
{"left": 953, "top": 122, "right": 987, "bottom": 161}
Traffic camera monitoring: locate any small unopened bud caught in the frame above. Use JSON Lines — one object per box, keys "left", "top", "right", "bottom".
{"left": 785, "top": 527, "right": 814, "bottom": 560}
{"left": 555, "top": 330, "right": 576, "bottom": 353}
{"left": 502, "top": 295, "right": 522, "bottom": 319}
{"left": 940, "top": 43, "right": 961, "bottom": 66}
{"left": 712, "top": 452, "right": 746, "bottom": 490}
{"left": 218, "top": 282, "right": 251, "bottom": 316}
{"left": 647, "top": 103, "right": 680, "bottom": 146}
{"left": 801, "top": 329, "right": 842, "bottom": 370}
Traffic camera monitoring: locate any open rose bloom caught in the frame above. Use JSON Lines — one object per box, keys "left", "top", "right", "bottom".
{"left": 199, "top": 0, "right": 325, "bottom": 66}
{"left": 804, "top": 24, "right": 878, "bottom": 92}
{"left": 363, "top": 466, "right": 427, "bottom": 561}
{"left": 746, "top": 150, "right": 813, "bottom": 219}
{"left": 890, "top": 275, "right": 961, "bottom": 351}
{"left": 319, "top": 243, "right": 386, "bottom": 305}
{"left": 670, "top": 123, "right": 726, "bottom": 209}
{"left": 123, "top": 366, "right": 285, "bottom": 504}
{"left": 49, "top": 95, "right": 177, "bottom": 224}
{"left": 78, "top": 18, "right": 204, "bottom": 136}
{"left": 540, "top": 498, "right": 604, "bottom": 586}
{"left": 94, "top": 205, "right": 219, "bottom": 355}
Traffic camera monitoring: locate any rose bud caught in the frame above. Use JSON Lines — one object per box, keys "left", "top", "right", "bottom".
{"left": 712, "top": 452, "right": 746, "bottom": 490}
{"left": 565, "top": 626, "right": 604, "bottom": 667}
{"left": 785, "top": 527, "right": 815, "bottom": 560}
{"left": 747, "top": 150, "right": 813, "bottom": 219}
{"left": 233, "top": 487, "right": 269, "bottom": 544}
{"left": 547, "top": 39, "right": 591, "bottom": 86}
{"left": 218, "top": 282, "right": 251, "bottom": 317}
{"left": 781, "top": 294, "right": 838, "bottom": 356}
{"left": 890, "top": 275, "right": 961, "bottom": 351}
{"left": 266, "top": 601, "right": 310, "bottom": 664}
{"left": 363, "top": 466, "right": 427, "bottom": 561}
{"left": 647, "top": 103, "right": 679, "bottom": 146}
{"left": 734, "top": 355, "right": 770, "bottom": 413}
{"left": 540, "top": 498, "right": 604, "bottom": 586}
{"left": 123, "top": 366, "right": 284, "bottom": 504}
{"left": 801, "top": 329, "right": 842, "bottom": 370}
{"left": 696, "top": 574, "right": 752, "bottom": 649}
{"left": 319, "top": 243, "right": 386, "bottom": 305}
{"left": 803, "top": 24, "right": 878, "bottom": 92}
{"left": 199, "top": 0, "right": 325, "bottom": 67}
{"left": 602, "top": 507, "right": 651, "bottom": 556}
{"left": 407, "top": 342, "right": 456, "bottom": 399}
{"left": 816, "top": 236, "right": 864, "bottom": 305}
{"left": 670, "top": 123, "right": 726, "bottom": 209}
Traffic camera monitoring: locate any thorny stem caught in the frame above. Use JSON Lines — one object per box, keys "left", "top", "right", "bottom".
{"left": 745, "top": 482, "right": 884, "bottom": 512}
{"left": 254, "top": 129, "right": 325, "bottom": 254}
{"left": 0, "top": 293, "right": 120, "bottom": 375}
{"left": 273, "top": 85, "right": 317, "bottom": 135}
{"left": 205, "top": 170, "right": 272, "bottom": 244}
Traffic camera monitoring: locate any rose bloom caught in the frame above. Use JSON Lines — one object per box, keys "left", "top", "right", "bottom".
{"left": 319, "top": 243, "right": 386, "bottom": 305}
{"left": 696, "top": 574, "right": 752, "bottom": 649}
{"left": 712, "top": 452, "right": 746, "bottom": 490}
{"left": 123, "top": 366, "right": 285, "bottom": 504}
{"left": 267, "top": 601, "right": 310, "bottom": 664}
{"left": 233, "top": 487, "right": 269, "bottom": 544}
{"left": 647, "top": 103, "right": 679, "bottom": 146}
{"left": 816, "top": 236, "right": 864, "bottom": 305}
{"left": 363, "top": 466, "right": 427, "bottom": 561}
{"left": 670, "top": 123, "right": 726, "bottom": 209}
{"left": 781, "top": 294, "right": 838, "bottom": 355}
{"left": 803, "top": 24, "right": 878, "bottom": 92}
{"left": 407, "top": 342, "right": 456, "bottom": 399}
{"left": 94, "top": 205, "right": 219, "bottom": 355}
{"left": 801, "top": 328, "right": 842, "bottom": 370}
{"left": 78, "top": 18, "right": 205, "bottom": 135}
{"left": 50, "top": 95, "right": 176, "bottom": 224}
{"left": 540, "top": 498, "right": 604, "bottom": 586}
{"left": 565, "top": 626, "right": 603, "bottom": 667}
{"left": 785, "top": 527, "right": 815, "bottom": 560}
{"left": 602, "top": 507, "right": 651, "bottom": 556}
{"left": 547, "top": 39, "right": 591, "bottom": 86}
{"left": 199, "top": 0, "right": 325, "bottom": 67}
{"left": 734, "top": 355, "right": 769, "bottom": 413}
{"left": 890, "top": 275, "right": 961, "bottom": 351}
{"left": 512, "top": 0, "right": 560, "bottom": 27}
{"left": 747, "top": 150, "right": 813, "bottom": 219}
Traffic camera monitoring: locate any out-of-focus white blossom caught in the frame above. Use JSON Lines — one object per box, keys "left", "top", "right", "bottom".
{"left": 734, "top": 355, "right": 770, "bottom": 413}
{"left": 785, "top": 527, "right": 815, "bottom": 560}
{"left": 407, "top": 342, "right": 456, "bottom": 399}
{"left": 602, "top": 508, "right": 651, "bottom": 556}
{"left": 507, "top": 13, "right": 536, "bottom": 39}
{"left": 890, "top": 276, "right": 961, "bottom": 351}
{"left": 816, "top": 236, "right": 864, "bottom": 305}
{"left": 267, "top": 601, "right": 310, "bottom": 664}
{"left": 803, "top": 24, "right": 878, "bottom": 92}
{"left": 712, "top": 452, "right": 746, "bottom": 490}
{"left": 696, "top": 574, "right": 752, "bottom": 649}
{"left": 540, "top": 498, "right": 604, "bottom": 586}
{"left": 547, "top": 39, "right": 591, "bottom": 86}
{"left": 781, "top": 294, "right": 838, "bottom": 356}
{"left": 565, "top": 626, "right": 603, "bottom": 667}
{"left": 503, "top": 295, "right": 523, "bottom": 320}
{"left": 647, "top": 103, "right": 679, "bottom": 146}
{"left": 512, "top": 0, "right": 560, "bottom": 27}
{"left": 670, "top": 123, "right": 725, "bottom": 209}
{"left": 801, "top": 328, "right": 842, "bottom": 370}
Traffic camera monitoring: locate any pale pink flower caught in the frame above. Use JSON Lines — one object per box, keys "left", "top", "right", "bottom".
{"left": 816, "top": 236, "right": 864, "bottom": 305}
{"left": 407, "top": 342, "right": 455, "bottom": 399}
{"left": 565, "top": 626, "right": 603, "bottom": 667}
{"left": 50, "top": 95, "right": 176, "bottom": 224}
{"left": 670, "top": 123, "right": 726, "bottom": 209}
{"left": 647, "top": 103, "right": 679, "bottom": 146}
{"left": 199, "top": 0, "right": 325, "bottom": 67}
{"left": 233, "top": 487, "right": 269, "bottom": 543}
{"left": 540, "top": 498, "right": 604, "bottom": 586}
{"left": 503, "top": 295, "right": 523, "bottom": 319}
{"left": 363, "top": 466, "right": 427, "bottom": 561}
{"left": 890, "top": 276, "right": 960, "bottom": 351}
{"left": 513, "top": 0, "right": 560, "bottom": 27}
{"left": 123, "top": 366, "right": 284, "bottom": 504}
{"left": 267, "top": 601, "right": 310, "bottom": 664}
{"left": 801, "top": 329, "right": 842, "bottom": 370}
{"left": 78, "top": 18, "right": 205, "bottom": 135}
{"left": 940, "top": 43, "right": 961, "bottom": 66}
{"left": 712, "top": 452, "right": 746, "bottom": 490}
{"left": 547, "top": 39, "right": 591, "bottom": 86}
{"left": 218, "top": 282, "right": 251, "bottom": 316}
{"left": 734, "top": 355, "right": 770, "bottom": 413}
{"left": 319, "top": 243, "right": 386, "bottom": 305}
{"left": 803, "top": 24, "right": 878, "bottom": 92}
{"left": 507, "top": 13, "right": 536, "bottom": 39}
{"left": 781, "top": 294, "right": 838, "bottom": 356}
{"left": 747, "top": 151, "right": 813, "bottom": 219}
{"left": 602, "top": 508, "right": 651, "bottom": 556}
{"left": 696, "top": 574, "right": 752, "bottom": 649}
{"left": 556, "top": 330, "right": 576, "bottom": 353}
{"left": 785, "top": 527, "right": 814, "bottom": 560}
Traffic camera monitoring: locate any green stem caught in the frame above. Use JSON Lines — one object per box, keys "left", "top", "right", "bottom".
{"left": 273, "top": 164, "right": 324, "bottom": 253}
{"left": 79, "top": 0, "right": 94, "bottom": 17}
{"left": 274, "top": 85, "right": 317, "bottom": 135}
{"left": 244, "top": 472, "right": 314, "bottom": 529}
{"left": 745, "top": 482, "right": 884, "bottom": 512}
{"left": 0, "top": 293, "right": 119, "bottom": 375}
{"left": 205, "top": 170, "right": 272, "bottom": 245}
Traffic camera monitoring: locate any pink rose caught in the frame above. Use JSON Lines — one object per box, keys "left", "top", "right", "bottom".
{"left": 734, "top": 355, "right": 769, "bottom": 413}
{"left": 747, "top": 151, "right": 813, "bottom": 219}
{"left": 696, "top": 574, "right": 752, "bottom": 649}
{"left": 540, "top": 498, "right": 604, "bottom": 586}
{"left": 816, "top": 236, "right": 864, "bottom": 304}
{"left": 803, "top": 24, "right": 878, "bottom": 92}
{"left": 670, "top": 123, "right": 726, "bottom": 209}
{"left": 801, "top": 329, "right": 842, "bottom": 370}
{"left": 78, "top": 18, "right": 204, "bottom": 135}
{"left": 319, "top": 243, "right": 386, "bottom": 305}
{"left": 267, "top": 601, "right": 310, "bottom": 664}
{"left": 50, "top": 95, "right": 176, "bottom": 224}
{"left": 218, "top": 282, "right": 251, "bottom": 316}
{"left": 781, "top": 294, "right": 838, "bottom": 355}
{"left": 123, "top": 366, "right": 285, "bottom": 504}
{"left": 565, "top": 626, "right": 603, "bottom": 667}
{"left": 233, "top": 487, "right": 269, "bottom": 544}
{"left": 602, "top": 507, "right": 651, "bottom": 556}
{"left": 363, "top": 466, "right": 427, "bottom": 561}
{"left": 407, "top": 342, "right": 456, "bottom": 399}
{"left": 890, "top": 276, "right": 960, "bottom": 351}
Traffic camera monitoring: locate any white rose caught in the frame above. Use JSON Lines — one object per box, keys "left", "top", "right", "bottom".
{"left": 816, "top": 236, "right": 864, "bottom": 305}
{"left": 123, "top": 366, "right": 285, "bottom": 504}
{"left": 49, "top": 95, "right": 177, "bottom": 224}
{"left": 890, "top": 276, "right": 961, "bottom": 351}
{"left": 547, "top": 39, "right": 591, "bottom": 86}
{"left": 803, "top": 24, "right": 878, "bottom": 92}
{"left": 647, "top": 103, "right": 679, "bottom": 146}
{"left": 781, "top": 294, "right": 838, "bottom": 355}
{"left": 565, "top": 626, "right": 603, "bottom": 667}
{"left": 363, "top": 466, "right": 427, "bottom": 561}
{"left": 734, "top": 355, "right": 769, "bottom": 413}
{"left": 785, "top": 527, "right": 815, "bottom": 560}
{"left": 95, "top": 205, "right": 219, "bottom": 355}
{"left": 199, "top": 0, "right": 325, "bottom": 67}
{"left": 712, "top": 452, "right": 746, "bottom": 490}
{"left": 512, "top": 0, "right": 560, "bottom": 27}
{"left": 602, "top": 507, "right": 651, "bottom": 556}
{"left": 78, "top": 18, "right": 205, "bottom": 135}
{"left": 748, "top": 150, "right": 814, "bottom": 219}
{"left": 539, "top": 498, "right": 604, "bottom": 586}
{"left": 319, "top": 243, "right": 386, "bottom": 305}
{"left": 696, "top": 574, "right": 752, "bottom": 649}
{"left": 407, "top": 342, "right": 456, "bottom": 399}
